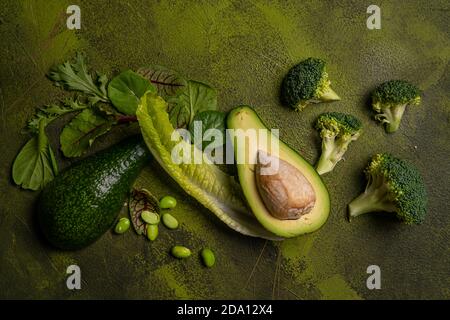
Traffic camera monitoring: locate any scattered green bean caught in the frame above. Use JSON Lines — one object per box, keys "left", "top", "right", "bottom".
{"left": 171, "top": 246, "right": 191, "bottom": 259}
{"left": 162, "top": 213, "right": 179, "bottom": 229}
{"left": 146, "top": 224, "right": 158, "bottom": 241}
{"left": 160, "top": 195, "right": 177, "bottom": 209}
{"left": 141, "top": 210, "right": 160, "bottom": 225}
{"left": 114, "top": 217, "right": 130, "bottom": 234}
{"left": 201, "top": 248, "right": 216, "bottom": 268}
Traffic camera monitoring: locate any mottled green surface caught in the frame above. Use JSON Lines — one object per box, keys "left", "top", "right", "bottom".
{"left": 0, "top": 0, "right": 449, "bottom": 299}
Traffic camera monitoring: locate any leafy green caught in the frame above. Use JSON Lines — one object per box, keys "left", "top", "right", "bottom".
{"left": 12, "top": 120, "right": 58, "bottom": 191}
{"left": 137, "top": 65, "right": 187, "bottom": 97}
{"left": 189, "top": 110, "right": 226, "bottom": 151}
{"left": 13, "top": 98, "right": 88, "bottom": 190}
{"left": 27, "top": 98, "right": 88, "bottom": 133}
{"left": 167, "top": 80, "right": 217, "bottom": 128}
{"left": 97, "top": 103, "right": 123, "bottom": 117}
{"left": 107, "top": 70, "right": 156, "bottom": 115}
{"left": 167, "top": 80, "right": 218, "bottom": 129}
{"left": 128, "top": 188, "right": 160, "bottom": 235}
{"left": 60, "top": 109, "right": 116, "bottom": 157}
{"left": 137, "top": 92, "right": 280, "bottom": 240}
{"left": 14, "top": 52, "right": 221, "bottom": 195}
{"left": 137, "top": 67, "right": 217, "bottom": 129}
{"left": 48, "top": 53, "right": 108, "bottom": 104}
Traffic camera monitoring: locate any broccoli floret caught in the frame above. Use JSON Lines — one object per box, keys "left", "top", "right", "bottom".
{"left": 314, "top": 112, "right": 362, "bottom": 175}
{"left": 281, "top": 58, "right": 340, "bottom": 111}
{"left": 371, "top": 80, "right": 421, "bottom": 133}
{"left": 348, "top": 153, "right": 427, "bottom": 224}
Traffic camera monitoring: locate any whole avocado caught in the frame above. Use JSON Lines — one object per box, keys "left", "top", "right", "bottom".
{"left": 37, "top": 136, "right": 150, "bottom": 250}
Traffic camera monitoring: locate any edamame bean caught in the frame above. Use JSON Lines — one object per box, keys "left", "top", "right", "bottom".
{"left": 114, "top": 217, "right": 130, "bottom": 234}
{"left": 201, "top": 248, "right": 215, "bottom": 268}
{"left": 141, "top": 210, "right": 160, "bottom": 225}
{"left": 171, "top": 246, "right": 191, "bottom": 259}
{"left": 159, "top": 196, "right": 177, "bottom": 209}
{"left": 162, "top": 213, "right": 179, "bottom": 229}
{"left": 146, "top": 224, "right": 158, "bottom": 241}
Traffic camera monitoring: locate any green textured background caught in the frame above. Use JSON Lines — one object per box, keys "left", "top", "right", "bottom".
{"left": 1, "top": 0, "right": 449, "bottom": 299}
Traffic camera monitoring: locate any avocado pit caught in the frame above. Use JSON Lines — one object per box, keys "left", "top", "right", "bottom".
{"left": 255, "top": 150, "right": 316, "bottom": 220}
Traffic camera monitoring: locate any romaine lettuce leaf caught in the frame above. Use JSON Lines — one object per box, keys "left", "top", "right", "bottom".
{"left": 136, "top": 92, "right": 280, "bottom": 240}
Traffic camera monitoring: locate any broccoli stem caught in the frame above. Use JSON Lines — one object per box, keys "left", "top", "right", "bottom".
{"left": 382, "top": 103, "right": 406, "bottom": 133}
{"left": 294, "top": 100, "right": 309, "bottom": 111}
{"left": 348, "top": 180, "right": 397, "bottom": 220}
{"left": 320, "top": 87, "right": 341, "bottom": 102}
{"left": 316, "top": 139, "right": 337, "bottom": 175}
{"left": 316, "top": 155, "right": 334, "bottom": 175}
{"left": 294, "top": 88, "right": 341, "bottom": 111}
{"left": 316, "top": 136, "right": 351, "bottom": 175}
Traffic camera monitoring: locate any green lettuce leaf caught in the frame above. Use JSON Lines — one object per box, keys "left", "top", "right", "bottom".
{"left": 137, "top": 66, "right": 217, "bottom": 129}
{"left": 167, "top": 80, "right": 218, "bottom": 129}
{"left": 60, "top": 109, "right": 115, "bottom": 157}
{"left": 137, "top": 65, "right": 187, "bottom": 98}
{"left": 107, "top": 70, "right": 156, "bottom": 115}
{"left": 136, "top": 92, "right": 280, "bottom": 240}
{"left": 27, "top": 98, "right": 88, "bottom": 133}
{"left": 189, "top": 110, "right": 226, "bottom": 151}
{"left": 48, "top": 53, "right": 108, "bottom": 104}
{"left": 12, "top": 120, "right": 58, "bottom": 190}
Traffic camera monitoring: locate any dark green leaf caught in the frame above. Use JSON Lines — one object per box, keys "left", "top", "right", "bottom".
{"left": 107, "top": 70, "right": 156, "bottom": 115}
{"left": 137, "top": 65, "right": 187, "bottom": 97}
{"left": 167, "top": 80, "right": 218, "bottom": 128}
{"left": 97, "top": 103, "right": 123, "bottom": 117}
{"left": 12, "top": 120, "right": 58, "bottom": 190}
{"left": 48, "top": 53, "right": 108, "bottom": 103}
{"left": 60, "top": 108, "right": 115, "bottom": 158}
{"left": 128, "top": 188, "right": 160, "bottom": 235}
{"left": 27, "top": 98, "right": 88, "bottom": 133}
{"left": 189, "top": 110, "right": 226, "bottom": 150}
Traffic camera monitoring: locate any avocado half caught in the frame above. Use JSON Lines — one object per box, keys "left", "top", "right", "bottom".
{"left": 227, "top": 106, "right": 330, "bottom": 238}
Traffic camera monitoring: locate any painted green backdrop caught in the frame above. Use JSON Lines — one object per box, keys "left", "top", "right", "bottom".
{"left": 0, "top": 0, "right": 449, "bottom": 299}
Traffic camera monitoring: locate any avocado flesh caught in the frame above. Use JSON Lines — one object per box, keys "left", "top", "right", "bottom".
{"left": 227, "top": 106, "right": 330, "bottom": 238}
{"left": 37, "top": 136, "right": 150, "bottom": 250}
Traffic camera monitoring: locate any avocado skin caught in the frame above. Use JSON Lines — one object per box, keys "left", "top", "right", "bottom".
{"left": 37, "top": 136, "right": 150, "bottom": 250}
